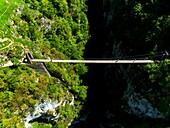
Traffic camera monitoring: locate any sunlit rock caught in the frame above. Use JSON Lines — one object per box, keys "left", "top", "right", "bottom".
{"left": 23, "top": 99, "right": 63, "bottom": 128}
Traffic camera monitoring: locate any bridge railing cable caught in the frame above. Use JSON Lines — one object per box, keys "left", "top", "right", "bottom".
{"left": 25, "top": 51, "right": 169, "bottom": 64}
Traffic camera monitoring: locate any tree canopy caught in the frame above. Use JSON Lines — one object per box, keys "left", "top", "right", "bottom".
{"left": 0, "top": 0, "right": 89, "bottom": 127}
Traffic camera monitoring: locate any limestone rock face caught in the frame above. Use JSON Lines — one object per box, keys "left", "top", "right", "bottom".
{"left": 96, "top": 0, "right": 170, "bottom": 127}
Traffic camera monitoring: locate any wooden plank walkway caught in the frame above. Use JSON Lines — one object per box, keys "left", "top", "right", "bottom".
{"left": 31, "top": 59, "right": 157, "bottom": 64}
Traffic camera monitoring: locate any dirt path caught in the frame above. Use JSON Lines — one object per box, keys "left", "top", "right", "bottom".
{"left": 0, "top": 37, "right": 28, "bottom": 67}
{"left": 0, "top": 37, "right": 14, "bottom": 50}
{"left": 0, "top": 37, "right": 27, "bottom": 50}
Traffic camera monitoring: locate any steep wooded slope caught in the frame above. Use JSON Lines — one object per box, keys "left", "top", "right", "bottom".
{"left": 0, "top": 0, "right": 89, "bottom": 127}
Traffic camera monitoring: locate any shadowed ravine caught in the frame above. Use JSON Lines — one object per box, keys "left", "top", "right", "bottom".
{"left": 70, "top": 0, "right": 111, "bottom": 127}
{"left": 67, "top": 0, "right": 105, "bottom": 127}
{"left": 70, "top": 0, "right": 170, "bottom": 128}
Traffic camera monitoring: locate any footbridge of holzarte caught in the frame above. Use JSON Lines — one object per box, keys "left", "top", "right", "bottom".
{"left": 0, "top": 50, "right": 169, "bottom": 76}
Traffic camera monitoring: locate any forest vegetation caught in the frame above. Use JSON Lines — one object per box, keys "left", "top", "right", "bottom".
{"left": 0, "top": 0, "right": 89, "bottom": 127}
{"left": 1, "top": 0, "right": 170, "bottom": 128}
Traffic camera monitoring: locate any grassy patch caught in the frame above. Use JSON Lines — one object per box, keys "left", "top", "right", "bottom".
{"left": 0, "top": 0, "right": 23, "bottom": 38}
{"left": 0, "top": 0, "right": 25, "bottom": 64}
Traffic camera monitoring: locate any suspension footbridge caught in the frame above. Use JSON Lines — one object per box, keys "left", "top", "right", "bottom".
{"left": 0, "top": 50, "right": 169, "bottom": 68}
{"left": 0, "top": 51, "right": 168, "bottom": 76}
{"left": 31, "top": 59, "right": 157, "bottom": 64}
{"left": 28, "top": 50, "right": 169, "bottom": 64}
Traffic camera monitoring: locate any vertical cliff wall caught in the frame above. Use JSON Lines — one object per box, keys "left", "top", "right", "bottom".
{"left": 76, "top": 0, "right": 170, "bottom": 128}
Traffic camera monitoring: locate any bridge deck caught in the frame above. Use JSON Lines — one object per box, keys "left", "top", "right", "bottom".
{"left": 31, "top": 59, "right": 157, "bottom": 63}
